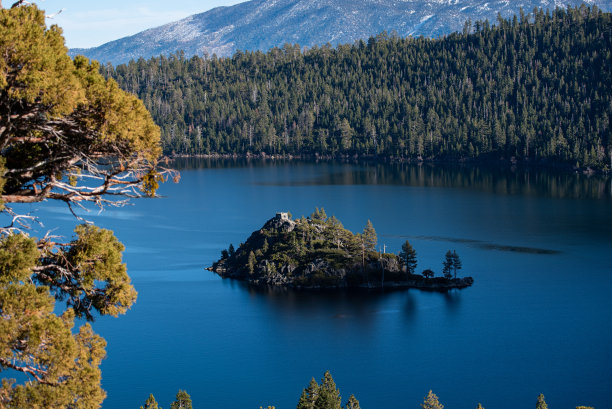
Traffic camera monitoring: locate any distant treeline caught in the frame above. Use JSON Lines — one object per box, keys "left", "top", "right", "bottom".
{"left": 105, "top": 5, "right": 611, "bottom": 169}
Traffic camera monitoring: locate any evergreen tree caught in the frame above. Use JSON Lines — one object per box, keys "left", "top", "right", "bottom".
{"left": 106, "top": 6, "right": 612, "bottom": 170}
{"left": 477, "top": 404, "right": 485, "bottom": 409}
{"left": 141, "top": 394, "right": 161, "bottom": 409}
{"left": 362, "top": 220, "right": 377, "bottom": 252}
{"left": 170, "top": 390, "right": 193, "bottom": 409}
{"left": 345, "top": 394, "right": 361, "bottom": 409}
{"left": 314, "top": 371, "right": 342, "bottom": 409}
{"left": 442, "top": 251, "right": 454, "bottom": 279}
{"left": 422, "top": 269, "right": 435, "bottom": 279}
{"left": 399, "top": 240, "right": 418, "bottom": 275}
{"left": 536, "top": 394, "right": 548, "bottom": 409}
{"left": 451, "top": 250, "right": 462, "bottom": 278}
{"left": 0, "top": 3, "right": 166, "bottom": 408}
{"left": 248, "top": 251, "right": 257, "bottom": 274}
{"left": 229, "top": 243, "right": 235, "bottom": 256}
{"left": 311, "top": 207, "right": 328, "bottom": 221}
{"left": 421, "top": 390, "right": 444, "bottom": 409}
{"left": 297, "top": 378, "right": 320, "bottom": 409}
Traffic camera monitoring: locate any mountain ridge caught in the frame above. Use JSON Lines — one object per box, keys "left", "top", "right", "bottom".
{"left": 70, "top": 0, "right": 611, "bottom": 65}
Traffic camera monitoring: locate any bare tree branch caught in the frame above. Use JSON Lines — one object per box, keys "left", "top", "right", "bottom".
{"left": 0, "top": 358, "right": 54, "bottom": 386}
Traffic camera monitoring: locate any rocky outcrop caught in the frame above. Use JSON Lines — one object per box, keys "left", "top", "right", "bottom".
{"left": 208, "top": 211, "right": 474, "bottom": 291}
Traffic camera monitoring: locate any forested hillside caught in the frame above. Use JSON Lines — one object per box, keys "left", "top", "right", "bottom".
{"left": 106, "top": 6, "right": 612, "bottom": 169}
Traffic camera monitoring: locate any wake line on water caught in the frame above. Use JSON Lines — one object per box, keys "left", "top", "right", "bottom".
{"left": 386, "top": 235, "right": 562, "bottom": 255}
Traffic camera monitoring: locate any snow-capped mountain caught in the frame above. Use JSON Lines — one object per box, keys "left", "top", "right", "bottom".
{"left": 70, "top": 0, "right": 611, "bottom": 65}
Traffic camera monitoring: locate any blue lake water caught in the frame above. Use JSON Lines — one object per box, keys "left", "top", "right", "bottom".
{"left": 20, "top": 161, "right": 612, "bottom": 409}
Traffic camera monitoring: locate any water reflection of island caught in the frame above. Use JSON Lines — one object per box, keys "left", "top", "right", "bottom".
{"left": 219, "top": 278, "right": 463, "bottom": 333}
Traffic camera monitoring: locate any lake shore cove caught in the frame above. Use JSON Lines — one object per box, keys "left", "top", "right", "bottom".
{"left": 209, "top": 210, "right": 473, "bottom": 291}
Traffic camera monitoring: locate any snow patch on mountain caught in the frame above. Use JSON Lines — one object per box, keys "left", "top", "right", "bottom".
{"left": 70, "top": 0, "right": 612, "bottom": 65}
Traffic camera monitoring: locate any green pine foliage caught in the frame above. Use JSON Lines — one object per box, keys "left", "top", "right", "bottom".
{"left": 141, "top": 394, "right": 161, "bottom": 409}
{"left": 345, "top": 394, "right": 361, "bottom": 409}
{"left": 451, "top": 250, "right": 462, "bottom": 278}
{"left": 399, "top": 240, "right": 418, "bottom": 275}
{"left": 536, "top": 394, "right": 549, "bottom": 409}
{"left": 443, "top": 251, "right": 454, "bottom": 278}
{"left": 0, "top": 3, "right": 164, "bottom": 408}
{"left": 297, "top": 372, "right": 351, "bottom": 409}
{"left": 422, "top": 390, "right": 444, "bottom": 409}
{"left": 212, "top": 210, "right": 404, "bottom": 287}
{"left": 106, "top": 6, "right": 611, "bottom": 170}
{"left": 170, "top": 390, "right": 193, "bottom": 409}
{"left": 314, "top": 371, "right": 342, "bottom": 409}
{"left": 362, "top": 220, "right": 377, "bottom": 252}
{"left": 297, "top": 378, "right": 320, "bottom": 409}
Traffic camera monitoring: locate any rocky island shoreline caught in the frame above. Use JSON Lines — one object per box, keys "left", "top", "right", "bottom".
{"left": 208, "top": 210, "right": 474, "bottom": 291}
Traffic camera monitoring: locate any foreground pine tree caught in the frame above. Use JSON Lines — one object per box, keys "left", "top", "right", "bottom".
{"left": 141, "top": 394, "right": 161, "bottom": 409}
{"left": 314, "top": 371, "right": 342, "bottom": 409}
{"left": 170, "top": 390, "right": 193, "bottom": 409}
{"left": 297, "top": 378, "right": 320, "bottom": 409}
{"left": 0, "top": 2, "right": 169, "bottom": 408}
{"left": 345, "top": 394, "right": 361, "bottom": 409}
{"left": 536, "top": 394, "right": 549, "bottom": 409}
{"left": 421, "top": 390, "right": 444, "bottom": 409}
{"left": 297, "top": 372, "right": 357, "bottom": 409}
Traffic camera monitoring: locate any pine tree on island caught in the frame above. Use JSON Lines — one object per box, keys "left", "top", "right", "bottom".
{"left": 443, "top": 250, "right": 454, "bottom": 279}
{"left": 443, "top": 250, "right": 463, "bottom": 279}
{"left": 399, "top": 240, "right": 418, "bottom": 276}
{"left": 362, "top": 220, "right": 377, "bottom": 252}
{"left": 248, "top": 251, "right": 257, "bottom": 274}
{"left": 452, "top": 250, "right": 462, "bottom": 278}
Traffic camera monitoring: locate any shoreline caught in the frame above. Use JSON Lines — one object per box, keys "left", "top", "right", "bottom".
{"left": 206, "top": 267, "right": 474, "bottom": 292}
{"left": 169, "top": 152, "right": 608, "bottom": 175}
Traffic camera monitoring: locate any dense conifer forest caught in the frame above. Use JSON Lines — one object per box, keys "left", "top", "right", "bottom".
{"left": 106, "top": 5, "right": 611, "bottom": 169}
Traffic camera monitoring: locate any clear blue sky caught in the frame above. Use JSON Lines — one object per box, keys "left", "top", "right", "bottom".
{"left": 39, "top": 0, "right": 244, "bottom": 49}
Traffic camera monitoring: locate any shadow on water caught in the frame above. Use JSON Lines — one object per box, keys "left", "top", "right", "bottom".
{"left": 219, "top": 277, "right": 460, "bottom": 326}
{"left": 172, "top": 158, "right": 612, "bottom": 201}
{"left": 402, "top": 291, "right": 418, "bottom": 323}
{"left": 443, "top": 290, "right": 463, "bottom": 316}
{"left": 396, "top": 235, "right": 563, "bottom": 255}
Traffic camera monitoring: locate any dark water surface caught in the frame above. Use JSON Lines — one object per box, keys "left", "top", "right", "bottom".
{"left": 24, "top": 161, "right": 612, "bottom": 409}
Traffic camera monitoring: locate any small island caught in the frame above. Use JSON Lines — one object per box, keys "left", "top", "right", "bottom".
{"left": 209, "top": 209, "right": 473, "bottom": 290}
